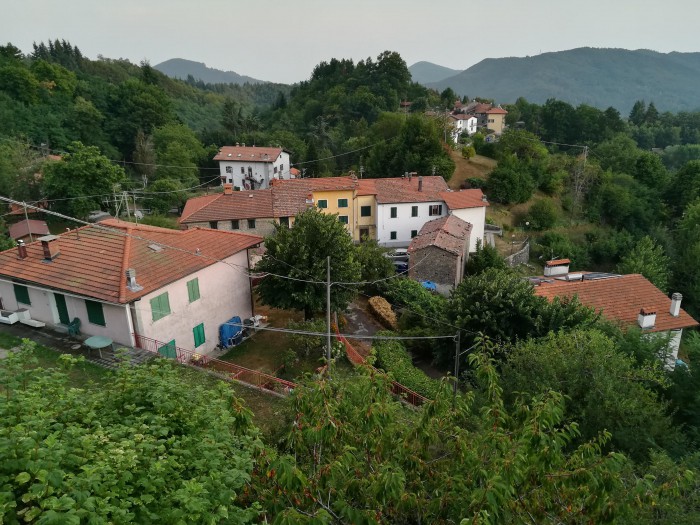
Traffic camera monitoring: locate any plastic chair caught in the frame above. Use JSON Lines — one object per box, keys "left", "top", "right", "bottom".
{"left": 68, "top": 317, "right": 81, "bottom": 337}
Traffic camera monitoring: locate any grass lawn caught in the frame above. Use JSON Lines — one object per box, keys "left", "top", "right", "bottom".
{"left": 448, "top": 150, "right": 497, "bottom": 190}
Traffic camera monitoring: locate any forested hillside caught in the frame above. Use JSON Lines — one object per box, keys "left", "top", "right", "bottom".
{"left": 154, "top": 58, "right": 265, "bottom": 85}
{"left": 425, "top": 48, "right": 700, "bottom": 113}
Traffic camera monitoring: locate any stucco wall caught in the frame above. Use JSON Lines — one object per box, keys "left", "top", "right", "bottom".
{"left": 353, "top": 195, "right": 377, "bottom": 241}
{"left": 450, "top": 207, "right": 485, "bottom": 252}
{"left": 314, "top": 189, "right": 355, "bottom": 236}
{"left": 218, "top": 152, "right": 291, "bottom": 189}
{"left": 133, "top": 250, "right": 253, "bottom": 354}
{"left": 186, "top": 218, "right": 277, "bottom": 238}
{"left": 377, "top": 201, "right": 447, "bottom": 247}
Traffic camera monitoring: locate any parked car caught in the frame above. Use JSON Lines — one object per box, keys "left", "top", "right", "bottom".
{"left": 393, "top": 261, "right": 408, "bottom": 273}
{"left": 384, "top": 248, "right": 409, "bottom": 261}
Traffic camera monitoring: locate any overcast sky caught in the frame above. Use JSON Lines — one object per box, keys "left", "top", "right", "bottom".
{"left": 3, "top": 0, "right": 699, "bottom": 84}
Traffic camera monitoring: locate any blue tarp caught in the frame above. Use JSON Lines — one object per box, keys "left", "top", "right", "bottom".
{"left": 219, "top": 316, "right": 243, "bottom": 349}
{"left": 421, "top": 280, "right": 437, "bottom": 291}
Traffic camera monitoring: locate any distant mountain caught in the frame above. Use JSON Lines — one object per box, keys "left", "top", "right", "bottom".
{"left": 424, "top": 48, "right": 700, "bottom": 114}
{"left": 154, "top": 58, "right": 266, "bottom": 85}
{"left": 408, "top": 61, "right": 461, "bottom": 84}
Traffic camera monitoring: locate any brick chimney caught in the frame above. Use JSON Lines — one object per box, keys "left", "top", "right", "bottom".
{"left": 223, "top": 183, "right": 233, "bottom": 195}
{"left": 39, "top": 235, "right": 60, "bottom": 261}
{"left": 17, "top": 240, "right": 27, "bottom": 260}
{"left": 670, "top": 293, "right": 683, "bottom": 317}
{"left": 638, "top": 307, "right": 657, "bottom": 330}
{"left": 418, "top": 176, "right": 423, "bottom": 191}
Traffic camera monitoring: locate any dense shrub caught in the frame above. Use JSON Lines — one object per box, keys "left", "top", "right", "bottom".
{"left": 487, "top": 162, "right": 535, "bottom": 204}
{"left": 371, "top": 333, "right": 440, "bottom": 398}
{"left": 526, "top": 199, "right": 558, "bottom": 230}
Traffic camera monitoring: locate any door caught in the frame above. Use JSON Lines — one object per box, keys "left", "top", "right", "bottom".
{"left": 54, "top": 293, "right": 70, "bottom": 325}
{"left": 359, "top": 228, "right": 369, "bottom": 241}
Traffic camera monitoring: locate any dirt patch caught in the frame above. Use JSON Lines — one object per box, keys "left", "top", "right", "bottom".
{"left": 448, "top": 150, "right": 497, "bottom": 190}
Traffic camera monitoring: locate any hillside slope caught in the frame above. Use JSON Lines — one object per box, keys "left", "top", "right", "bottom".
{"left": 408, "top": 61, "right": 461, "bottom": 84}
{"left": 426, "top": 48, "right": 700, "bottom": 114}
{"left": 154, "top": 58, "right": 266, "bottom": 85}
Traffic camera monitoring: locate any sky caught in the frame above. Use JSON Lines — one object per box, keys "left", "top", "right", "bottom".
{"left": 3, "top": 0, "right": 700, "bottom": 84}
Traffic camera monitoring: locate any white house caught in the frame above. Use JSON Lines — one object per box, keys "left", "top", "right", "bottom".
{"left": 532, "top": 263, "right": 699, "bottom": 369}
{"left": 440, "top": 189, "right": 489, "bottom": 253}
{"left": 448, "top": 114, "right": 478, "bottom": 142}
{"left": 215, "top": 145, "right": 292, "bottom": 190}
{"left": 0, "top": 220, "right": 262, "bottom": 355}
{"left": 370, "top": 175, "right": 450, "bottom": 248}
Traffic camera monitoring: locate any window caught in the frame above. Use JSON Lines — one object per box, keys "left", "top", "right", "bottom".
{"left": 338, "top": 215, "right": 348, "bottom": 224}
{"left": 13, "top": 284, "right": 30, "bottom": 305}
{"left": 151, "top": 292, "right": 171, "bottom": 322}
{"left": 187, "top": 278, "right": 200, "bottom": 303}
{"left": 85, "top": 300, "right": 106, "bottom": 326}
{"left": 338, "top": 198, "right": 348, "bottom": 208}
{"left": 233, "top": 186, "right": 241, "bottom": 191}
{"left": 209, "top": 221, "right": 218, "bottom": 229}
{"left": 429, "top": 204, "right": 443, "bottom": 216}
{"left": 240, "top": 167, "right": 245, "bottom": 174}
{"left": 225, "top": 166, "right": 233, "bottom": 173}
{"left": 317, "top": 199, "right": 328, "bottom": 209}
{"left": 280, "top": 164, "right": 284, "bottom": 173}
{"left": 193, "top": 323, "right": 205, "bottom": 348}
{"left": 158, "top": 340, "right": 176, "bottom": 359}
{"left": 360, "top": 205, "right": 371, "bottom": 217}
{"left": 411, "top": 205, "right": 418, "bottom": 217}
{"left": 411, "top": 230, "right": 418, "bottom": 238}
{"left": 279, "top": 216, "right": 290, "bottom": 227}
{"left": 390, "top": 231, "right": 397, "bottom": 240}
{"left": 247, "top": 167, "right": 252, "bottom": 176}
{"left": 390, "top": 207, "right": 398, "bottom": 218}
{"left": 247, "top": 219, "right": 256, "bottom": 229}
{"left": 231, "top": 219, "right": 240, "bottom": 229}
{"left": 274, "top": 166, "right": 278, "bottom": 174}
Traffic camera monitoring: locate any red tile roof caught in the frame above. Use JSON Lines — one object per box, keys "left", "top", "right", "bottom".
{"left": 533, "top": 274, "right": 698, "bottom": 333}
{"left": 357, "top": 179, "right": 378, "bottom": 196}
{"left": 373, "top": 176, "right": 449, "bottom": 204}
{"left": 408, "top": 215, "right": 471, "bottom": 256}
{"left": 546, "top": 259, "right": 571, "bottom": 266}
{"left": 180, "top": 190, "right": 275, "bottom": 224}
{"left": 440, "top": 189, "right": 488, "bottom": 209}
{"left": 214, "top": 146, "right": 284, "bottom": 163}
{"left": 0, "top": 219, "right": 262, "bottom": 304}
{"left": 8, "top": 219, "right": 50, "bottom": 240}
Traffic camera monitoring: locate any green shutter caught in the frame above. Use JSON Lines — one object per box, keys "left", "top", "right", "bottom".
{"left": 158, "top": 340, "right": 177, "bottom": 359}
{"left": 193, "top": 323, "right": 205, "bottom": 348}
{"left": 151, "top": 292, "right": 171, "bottom": 321}
{"left": 317, "top": 200, "right": 327, "bottom": 209}
{"left": 13, "top": 284, "right": 30, "bottom": 305}
{"left": 187, "top": 278, "right": 200, "bottom": 303}
{"left": 85, "top": 300, "right": 106, "bottom": 326}
{"left": 338, "top": 198, "right": 348, "bottom": 208}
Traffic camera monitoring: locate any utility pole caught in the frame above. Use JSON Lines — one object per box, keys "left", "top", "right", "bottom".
{"left": 326, "top": 256, "right": 332, "bottom": 378}
{"left": 453, "top": 331, "right": 461, "bottom": 402}
{"left": 23, "top": 203, "right": 33, "bottom": 242}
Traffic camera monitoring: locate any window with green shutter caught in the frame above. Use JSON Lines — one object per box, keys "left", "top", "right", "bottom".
{"left": 85, "top": 300, "right": 106, "bottom": 326}
{"left": 187, "top": 278, "right": 200, "bottom": 303}
{"left": 13, "top": 284, "right": 30, "bottom": 305}
{"left": 338, "top": 198, "right": 348, "bottom": 208}
{"left": 317, "top": 199, "right": 328, "bottom": 209}
{"left": 150, "top": 292, "right": 171, "bottom": 321}
{"left": 158, "top": 340, "right": 177, "bottom": 359}
{"left": 193, "top": 323, "right": 205, "bottom": 348}
{"left": 360, "top": 205, "right": 371, "bottom": 217}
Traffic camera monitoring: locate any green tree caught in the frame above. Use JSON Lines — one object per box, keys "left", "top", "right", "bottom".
{"left": 465, "top": 238, "right": 506, "bottom": 274}
{"left": 526, "top": 199, "right": 558, "bottom": 230}
{"left": 672, "top": 199, "right": 700, "bottom": 318}
{"left": 502, "top": 329, "right": 680, "bottom": 460}
{"left": 43, "top": 142, "right": 127, "bottom": 218}
{"left": 152, "top": 123, "right": 204, "bottom": 185}
{"left": 616, "top": 236, "right": 671, "bottom": 292}
{"left": 629, "top": 100, "right": 647, "bottom": 126}
{"left": 354, "top": 239, "right": 394, "bottom": 294}
{"left": 143, "top": 178, "right": 188, "bottom": 214}
{"left": 255, "top": 208, "right": 361, "bottom": 319}
{"left": 486, "top": 159, "right": 535, "bottom": 204}
{"left": 0, "top": 343, "right": 261, "bottom": 524}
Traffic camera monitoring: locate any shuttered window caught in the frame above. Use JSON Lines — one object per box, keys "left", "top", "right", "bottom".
{"left": 193, "top": 323, "right": 205, "bottom": 348}
{"left": 13, "top": 284, "right": 30, "bottom": 305}
{"left": 85, "top": 300, "right": 106, "bottom": 326}
{"left": 158, "top": 340, "right": 177, "bottom": 359}
{"left": 150, "top": 292, "right": 171, "bottom": 321}
{"left": 187, "top": 278, "right": 200, "bottom": 303}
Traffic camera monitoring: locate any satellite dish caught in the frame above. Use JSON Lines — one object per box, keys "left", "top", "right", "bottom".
{"left": 134, "top": 210, "right": 144, "bottom": 220}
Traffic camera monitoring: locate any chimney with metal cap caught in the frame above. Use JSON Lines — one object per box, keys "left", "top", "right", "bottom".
{"left": 17, "top": 240, "right": 27, "bottom": 260}
{"left": 39, "top": 235, "right": 60, "bottom": 261}
{"left": 418, "top": 176, "right": 423, "bottom": 191}
{"left": 125, "top": 268, "right": 143, "bottom": 292}
{"left": 670, "top": 293, "right": 683, "bottom": 317}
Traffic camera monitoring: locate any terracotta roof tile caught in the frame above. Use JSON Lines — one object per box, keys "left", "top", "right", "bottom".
{"left": 408, "top": 215, "right": 471, "bottom": 256}
{"left": 374, "top": 176, "right": 449, "bottom": 204}
{"left": 440, "top": 189, "right": 488, "bottom": 209}
{"left": 179, "top": 190, "right": 275, "bottom": 224}
{"left": 357, "top": 179, "right": 378, "bottom": 196}
{"left": 0, "top": 219, "right": 262, "bottom": 304}
{"left": 533, "top": 274, "right": 698, "bottom": 333}
{"left": 8, "top": 219, "right": 50, "bottom": 240}
{"left": 546, "top": 259, "right": 571, "bottom": 266}
{"left": 214, "top": 145, "right": 283, "bottom": 163}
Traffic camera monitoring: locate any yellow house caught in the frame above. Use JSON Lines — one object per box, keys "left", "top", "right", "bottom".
{"left": 354, "top": 180, "right": 378, "bottom": 241}
{"left": 309, "top": 177, "right": 358, "bottom": 237}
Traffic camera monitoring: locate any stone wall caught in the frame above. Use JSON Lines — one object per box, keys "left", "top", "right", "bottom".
{"left": 505, "top": 238, "right": 530, "bottom": 267}
{"left": 184, "top": 218, "right": 277, "bottom": 238}
{"left": 409, "top": 246, "right": 461, "bottom": 291}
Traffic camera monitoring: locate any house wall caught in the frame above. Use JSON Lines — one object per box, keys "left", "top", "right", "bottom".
{"left": 185, "top": 218, "right": 278, "bottom": 237}
{"left": 408, "top": 246, "right": 462, "bottom": 293}
{"left": 218, "top": 152, "right": 291, "bottom": 189}
{"left": 377, "top": 201, "right": 447, "bottom": 247}
{"left": 485, "top": 114, "right": 506, "bottom": 134}
{"left": 314, "top": 189, "right": 355, "bottom": 236}
{"left": 450, "top": 206, "right": 486, "bottom": 252}
{"left": 133, "top": 250, "right": 253, "bottom": 355}
{"left": 0, "top": 279, "right": 133, "bottom": 346}
{"left": 353, "top": 194, "right": 377, "bottom": 241}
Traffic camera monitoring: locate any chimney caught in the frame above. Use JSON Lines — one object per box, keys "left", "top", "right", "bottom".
{"left": 38, "top": 235, "right": 60, "bottom": 261}
{"left": 236, "top": 142, "right": 239, "bottom": 147}
{"left": 125, "top": 268, "right": 143, "bottom": 292}
{"left": 543, "top": 259, "right": 570, "bottom": 277}
{"left": 17, "top": 240, "right": 27, "bottom": 260}
{"left": 638, "top": 307, "right": 657, "bottom": 330}
{"left": 670, "top": 293, "right": 683, "bottom": 317}
{"left": 418, "top": 176, "right": 423, "bottom": 191}
{"left": 223, "top": 183, "right": 233, "bottom": 195}
{"left": 408, "top": 172, "right": 412, "bottom": 181}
